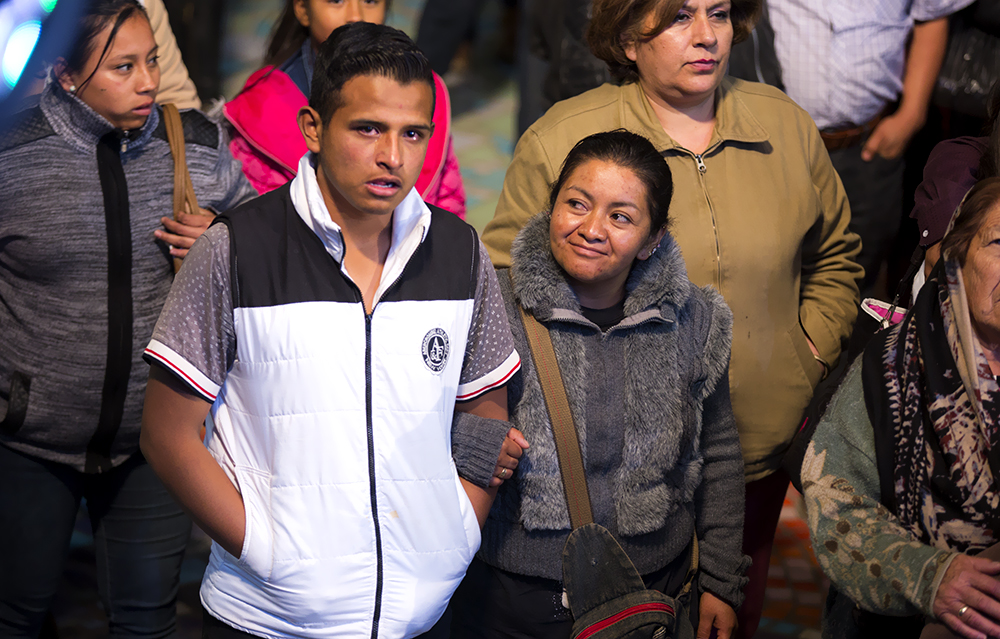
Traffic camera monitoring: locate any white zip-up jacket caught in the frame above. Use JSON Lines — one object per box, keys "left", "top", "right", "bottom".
{"left": 145, "top": 156, "right": 519, "bottom": 638}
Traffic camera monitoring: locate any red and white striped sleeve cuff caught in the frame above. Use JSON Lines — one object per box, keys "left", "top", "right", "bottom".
{"left": 143, "top": 339, "right": 221, "bottom": 403}
{"left": 456, "top": 350, "right": 520, "bottom": 402}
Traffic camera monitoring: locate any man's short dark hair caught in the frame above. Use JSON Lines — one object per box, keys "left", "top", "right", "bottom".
{"left": 309, "top": 22, "right": 435, "bottom": 124}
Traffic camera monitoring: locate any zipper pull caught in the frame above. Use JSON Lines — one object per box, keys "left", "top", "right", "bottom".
{"left": 120, "top": 137, "right": 127, "bottom": 154}
{"left": 694, "top": 154, "right": 707, "bottom": 174}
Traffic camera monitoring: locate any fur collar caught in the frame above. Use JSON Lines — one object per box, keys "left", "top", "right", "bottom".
{"left": 509, "top": 212, "right": 694, "bottom": 320}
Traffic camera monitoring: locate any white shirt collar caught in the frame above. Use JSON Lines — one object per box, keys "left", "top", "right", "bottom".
{"left": 289, "top": 152, "right": 432, "bottom": 304}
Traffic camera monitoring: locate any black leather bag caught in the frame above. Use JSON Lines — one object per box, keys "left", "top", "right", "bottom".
{"left": 564, "top": 524, "right": 684, "bottom": 639}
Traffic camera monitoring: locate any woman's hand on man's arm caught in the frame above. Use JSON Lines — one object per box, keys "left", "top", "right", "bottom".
{"left": 490, "top": 427, "right": 529, "bottom": 488}
{"left": 455, "top": 387, "right": 528, "bottom": 528}
{"left": 140, "top": 364, "right": 246, "bottom": 557}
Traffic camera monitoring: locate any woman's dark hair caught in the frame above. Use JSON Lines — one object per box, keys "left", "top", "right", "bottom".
{"left": 941, "top": 177, "right": 1000, "bottom": 265}
{"left": 309, "top": 22, "right": 434, "bottom": 124}
{"left": 548, "top": 129, "right": 673, "bottom": 234}
{"left": 265, "top": 0, "right": 393, "bottom": 67}
{"left": 977, "top": 81, "right": 1000, "bottom": 179}
{"left": 588, "top": 0, "right": 762, "bottom": 83}
{"left": 65, "top": 0, "right": 148, "bottom": 92}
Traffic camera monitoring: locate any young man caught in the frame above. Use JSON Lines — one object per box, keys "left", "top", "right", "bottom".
{"left": 140, "top": 23, "right": 522, "bottom": 639}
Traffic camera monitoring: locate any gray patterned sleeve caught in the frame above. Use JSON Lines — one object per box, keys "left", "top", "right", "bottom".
{"left": 457, "top": 239, "right": 520, "bottom": 399}
{"left": 143, "top": 224, "right": 235, "bottom": 402}
{"left": 452, "top": 240, "right": 520, "bottom": 487}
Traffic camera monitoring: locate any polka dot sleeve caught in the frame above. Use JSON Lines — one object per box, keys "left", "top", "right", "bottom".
{"left": 457, "top": 239, "right": 520, "bottom": 401}
{"left": 143, "top": 224, "right": 235, "bottom": 402}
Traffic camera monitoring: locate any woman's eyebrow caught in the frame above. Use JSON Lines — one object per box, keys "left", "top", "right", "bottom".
{"left": 564, "top": 185, "right": 594, "bottom": 200}
{"left": 565, "top": 185, "right": 640, "bottom": 209}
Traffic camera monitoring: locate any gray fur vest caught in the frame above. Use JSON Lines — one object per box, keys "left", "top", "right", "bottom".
{"left": 493, "top": 212, "right": 733, "bottom": 536}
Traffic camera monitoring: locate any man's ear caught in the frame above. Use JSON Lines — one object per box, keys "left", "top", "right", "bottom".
{"left": 293, "top": 0, "right": 310, "bottom": 29}
{"left": 298, "top": 106, "right": 323, "bottom": 154}
{"left": 53, "top": 59, "right": 76, "bottom": 94}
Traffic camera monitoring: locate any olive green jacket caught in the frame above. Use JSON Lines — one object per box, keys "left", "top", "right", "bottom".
{"left": 482, "top": 78, "right": 862, "bottom": 480}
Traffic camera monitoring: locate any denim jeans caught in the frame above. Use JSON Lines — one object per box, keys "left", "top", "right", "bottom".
{"left": 0, "top": 444, "right": 190, "bottom": 638}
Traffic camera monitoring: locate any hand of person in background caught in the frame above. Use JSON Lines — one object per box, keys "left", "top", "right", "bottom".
{"left": 698, "top": 591, "right": 738, "bottom": 639}
{"left": 861, "top": 110, "right": 925, "bottom": 162}
{"left": 491, "top": 427, "right": 529, "bottom": 487}
{"left": 932, "top": 554, "right": 1000, "bottom": 639}
{"left": 155, "top": 206, "right": 216, "bottom": 258}
{"left": 862, "top": 17, "right": 946, "bottom": 163}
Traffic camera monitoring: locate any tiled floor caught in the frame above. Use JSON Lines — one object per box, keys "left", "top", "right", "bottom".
{"left": 756, "top": 489, "right": 830, "bottom": 639}
{"left": 41, "top": 1, "right": 830, "bottom": 636}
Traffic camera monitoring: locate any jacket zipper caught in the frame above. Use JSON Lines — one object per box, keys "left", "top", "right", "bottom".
{"left": 557, "top": 313, "right": 670, "bottom": 339}
{"left": 687, "top": 148, "right": 721, "bottom": 288}
{"left": 351, "top": 260, "right": 410, "bottom": 639}
{"left": 364, "top": 310, "right": 383, "bottom": 639}
{"left": 86, "top": 132, "right": 134, "bottom": 472}
{"left": 602, "top": 315, "right": 669, "bottom": 341}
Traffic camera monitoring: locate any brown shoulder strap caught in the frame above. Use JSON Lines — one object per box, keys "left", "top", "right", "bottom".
{"left": 162, "top": 103, "right": 200, "bottom": 273}
{"left": 517, "top": 297, "right": 594, "bottom": 529}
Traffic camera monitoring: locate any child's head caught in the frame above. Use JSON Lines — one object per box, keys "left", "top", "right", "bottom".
{"left": 266, "top": 0, "right": 390, "bottom": 66}
{"left": 297, "top": 23, "right": 435, "bottom": 219}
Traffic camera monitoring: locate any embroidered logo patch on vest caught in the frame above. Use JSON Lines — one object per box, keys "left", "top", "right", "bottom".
{"left": 422, "top": 328, "right": 450, "bottom": 373}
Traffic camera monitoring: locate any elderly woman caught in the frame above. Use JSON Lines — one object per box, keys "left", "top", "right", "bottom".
{"left": 910, "top": 83, "right": 1000, "bottom": 297}
{"left": 480, "top": 0, "right": 863, "bottom": 634}
{"left": 802, "top": 178, "right": 1000, "bottom": 639}
{"left": 451, "top": 130, "right": 748, "bottom": 639}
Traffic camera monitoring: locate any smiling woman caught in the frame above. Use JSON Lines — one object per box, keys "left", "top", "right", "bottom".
{"left": 450, "top": 130, "right": 747, "bottom": 639}
{"left": 0, "top": 1, "right": 255, "bottom": 635}
{"left": 548, "top": 160, "right": 664, "bottom": 308}
{"left": 545, "top": 135, "right": 670, "bottom": 309}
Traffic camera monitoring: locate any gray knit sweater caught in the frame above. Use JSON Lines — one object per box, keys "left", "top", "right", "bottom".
{"left": 479, "top": 212, "right": 750, "bottom": 608}
{"left": 0, "top": 78, "right": 255, "bottom": 472}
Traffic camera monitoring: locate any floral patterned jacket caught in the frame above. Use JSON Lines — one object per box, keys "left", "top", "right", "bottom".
{"left": 801, "top": 361, "right": 958, "bottom": 636}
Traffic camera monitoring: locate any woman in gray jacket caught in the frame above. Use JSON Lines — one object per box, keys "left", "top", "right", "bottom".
{"left": 0, "top": 1, "right": 254, "bottom": 635}
{"left": 450, "top": 130, "right": 748, "bottom": 639}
